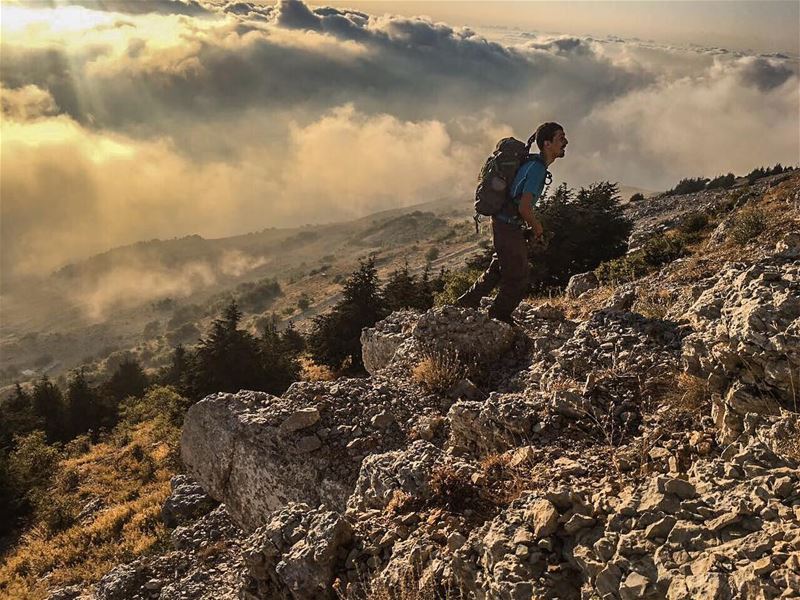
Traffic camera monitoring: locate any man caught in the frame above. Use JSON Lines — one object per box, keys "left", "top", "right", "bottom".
{"left": 456, "top": 122, "right": 568, "bottom": 324}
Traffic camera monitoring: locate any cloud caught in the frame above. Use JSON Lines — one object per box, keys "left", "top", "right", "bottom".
{"left": 737, "top": 56, "right": 794, "bottom": 91}
{"left": 0, "top": 102, "right": 504, "bottom": 283}
{"left": 62, "top": 249, "right": 268, "bottom": 320}
{"left": 63, "top": 0, "right": 210, "bottom": 16}
{"left": 0, "top": 83, "right": 58, "bottom": 119}
{"left": 0, "top": 0, "right": 797, "bottom": 286}
{"left": 574, "top": 55, "right": 799, "bottom": 187}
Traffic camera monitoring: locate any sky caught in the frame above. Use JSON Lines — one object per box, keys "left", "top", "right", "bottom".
{"left": 1, "top": 0, "right": 798, "bottom": 283}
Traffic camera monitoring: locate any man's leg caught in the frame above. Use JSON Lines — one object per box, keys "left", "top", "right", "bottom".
{"left": 455, "top": 253, "right": 501, "bottom": 308}
{"left": 488, "top": 220, "right": 529, "bottom": 322}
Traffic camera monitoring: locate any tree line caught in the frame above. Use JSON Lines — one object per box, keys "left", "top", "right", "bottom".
{"left": 664, "top": 163, "right": 794, "bottom": 196}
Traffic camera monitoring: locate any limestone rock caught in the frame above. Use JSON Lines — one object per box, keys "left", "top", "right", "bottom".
{"left": 360, "top": 310, "right": 420, "bottom": 375}
{"left": 566, "top": 271, "right": 599, "bottom": 299}
{"left": 161, "top": 474, "right": 217, "bottom": 528}
{"left": 241, "top": 503, "right": 352, "bottom": 600}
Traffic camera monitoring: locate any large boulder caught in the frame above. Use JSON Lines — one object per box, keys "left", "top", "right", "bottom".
{"left": 412, "top": 306, "right": 515, "bottom": 362}
{"left": 181, "top": 377, "right": 444, "bottom": 530}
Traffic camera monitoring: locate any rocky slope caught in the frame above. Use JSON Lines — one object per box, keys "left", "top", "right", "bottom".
{"left": 85, "top": 173, "right": 800, "bottom": 600}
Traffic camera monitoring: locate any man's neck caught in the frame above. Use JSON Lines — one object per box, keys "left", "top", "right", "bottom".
{"left": 542, "top": 152, "right": 556, "bottom": 167}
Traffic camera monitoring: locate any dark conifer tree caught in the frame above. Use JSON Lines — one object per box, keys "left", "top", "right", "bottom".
{"left": 0, "top": 384, "right": 40, "bottom": 449}
{"left": 280, "top": 321, "right": 306, "bottom": 356}
{"left": 160, "top": 345, "right": 190, "bottom": 393}
{"left": 187, "top": 300, "right": 275, "bottom": 401}
{"left": 530, "top": 181, "right": 632, "bottom": 290}
{"left": 308, "top": 257, "right": 387, "bottom": 372}
{"left": 66, "top": 369, "right": 100, "bottom": 438}
{"left": 384, "top": 262, "right": 421, "bottom": 311}
{"left": 31, "top": 376, "right": 66, "bottom": 442}
{"left": 106, "top": 358, "right": 149, "bottom": 404}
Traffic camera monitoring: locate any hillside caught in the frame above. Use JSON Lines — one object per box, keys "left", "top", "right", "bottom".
{"left": 0, "top": 181, "right": 654, "bottom": 390}
{"left": 1, "top": 171, "right": 797, "bottom": 599}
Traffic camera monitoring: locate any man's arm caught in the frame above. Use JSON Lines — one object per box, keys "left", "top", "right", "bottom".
{"left": 518, "top": 192, "right": 544, "bottom": 238}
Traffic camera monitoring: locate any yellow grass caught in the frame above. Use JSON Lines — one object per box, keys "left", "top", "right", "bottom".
{"left": 0, "top": 420, "right": 177, "bottom": 599}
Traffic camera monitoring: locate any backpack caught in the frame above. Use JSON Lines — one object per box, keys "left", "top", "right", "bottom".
{"left": 474, "top": 135, "right": 536, "bottom": 217}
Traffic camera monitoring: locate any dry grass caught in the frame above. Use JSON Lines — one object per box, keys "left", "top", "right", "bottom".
{"left": 0, "top": 420, "right": 177, "bottom": 599}
{"left": 622, "top": 371, "right": 711, "bottom": 478}
{"left": 528, "top": 285, "right": 615, "bottom": 320}
{"left": 385, "top": 490, "right": 414, "bottom": 515}
{"left": 411, "top": 348, "right": 467, "bottom": 395}
{"left": 633, "top": 288, "right": 676, "bottom": 320}
{"left": 775, "top": 418, "right": 800, "bottom": 464}
{"left": 299, "top": 355, "right": 337, "bottom": 381}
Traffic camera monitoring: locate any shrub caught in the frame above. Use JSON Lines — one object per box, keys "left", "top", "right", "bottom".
{"left": 678, "top": 211, "right": 709, "bottom": 234}
{"left": 666, "top": 177, "right": 709, "bottom": 196}
{"left": 6, "top": 431, "right": 61, "bottom": 515}
{"left": 428, "top": 464, "right": 478, "bottom": 512}
{"left": 411, "top": 348, "right": 467, "bottom": 395}
{"left": 425, "top": 247, "right": 440, "bottom": 262}
{"left": 629, "top": 192, "right": 645, "bottom": 202}
{"left": 729, "top": 207, "right": 767, "bottom": 245}
{"left": 595, "top": 253, "right": 649, "bottom": 284}
{"left": 433, "top": 269, "right": 483, "bottom": 307}
{"left": 530, "top": 182, "right": 633, "bottom": 290}
{"left": 641, "top": 233, "right": 685, "bottom": 267}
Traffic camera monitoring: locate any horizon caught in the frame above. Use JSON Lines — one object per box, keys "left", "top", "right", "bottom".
{"left": 1, "top": 0, "right": 798, "bottom": 280}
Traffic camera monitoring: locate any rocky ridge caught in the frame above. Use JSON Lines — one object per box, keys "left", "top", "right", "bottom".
{"left": 85, "top": 173, "right": 800, "bottom": 600}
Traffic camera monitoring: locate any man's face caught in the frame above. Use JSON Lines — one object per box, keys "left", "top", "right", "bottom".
{"left": 549, "top": 129, "right": 568, "bottom": 158}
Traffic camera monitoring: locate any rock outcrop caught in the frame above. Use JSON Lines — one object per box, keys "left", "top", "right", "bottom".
{"left": 92, "top": 172, "right": 800, "bottom": 600}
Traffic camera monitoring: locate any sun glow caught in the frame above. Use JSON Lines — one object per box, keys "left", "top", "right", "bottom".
{"left": 1, "top": 5, "right": 116, "bottom": 36}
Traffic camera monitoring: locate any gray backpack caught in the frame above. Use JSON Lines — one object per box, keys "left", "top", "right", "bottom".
{"left": 474, "top": 135, "right": 535, "bottom": 216}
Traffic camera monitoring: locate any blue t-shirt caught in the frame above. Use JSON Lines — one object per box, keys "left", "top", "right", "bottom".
{"left": 510, "top": 156, "right": 547, "bottom": 206}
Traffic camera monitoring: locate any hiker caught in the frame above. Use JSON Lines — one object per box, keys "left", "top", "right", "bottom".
{"left": 456, "top": 122, "right": 568, "bottom": 324}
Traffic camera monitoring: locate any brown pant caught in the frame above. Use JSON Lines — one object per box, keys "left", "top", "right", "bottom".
{"left": 456, "top": 218, "right": 529, "bottom": 320}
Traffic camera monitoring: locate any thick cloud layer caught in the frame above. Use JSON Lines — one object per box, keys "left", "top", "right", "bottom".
{"left": 1, "top": 0, "right": 798, "bottom": 284}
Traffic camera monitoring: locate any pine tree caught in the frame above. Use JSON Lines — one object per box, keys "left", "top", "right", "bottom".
{"left": 530, "top": 181, "right": 632, "bottom": 290}
{"left": 384, "top": 262, "right": 421, "bottom": 311}
{"left": 0, "top": 384, "right": 41, "bottom": 450}
{"left": 106, "top": 358, "right": 149, "bottom": 403}
{"left": 66, "top": 369, "right": 100, "bottom": 438}
{"left": 160, "top": 344, "right": 189, "bottom": 392}
{"left": 308, "top": 257, "right": 387, "bottom": 372}
{"left": 31, "top": 376, "right": 66, "bottom": 443}
{"left": 280, "top": 321, "right": 306, "bottom": 356}
{"left": 186, "top": 300, "right": 288, "bottom": 401}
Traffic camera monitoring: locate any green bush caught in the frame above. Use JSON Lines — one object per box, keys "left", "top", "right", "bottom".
{"left": 678, "top": 211, "right": 709, "bottom": 234}
{"left": 595, "top": 231, "right": 685, "bottom": 284}
{"left": 641, "top": 234, "right": 685, "bottom": 267}
{"left": 434, "top": 269, "right": 483, "bottom": 307}
{"left": 530, "top": 182, "right": 633, "bottom": 290}
{"left": 729, "top": 207, "right": 767, "bottom": 245}
{"left": 595, "top": 252, "right": 649, "bottom": 284}
{"left": 629, "top": 192, "right": 645, "bottom": 202}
